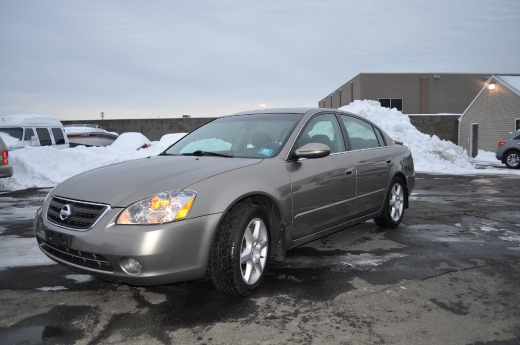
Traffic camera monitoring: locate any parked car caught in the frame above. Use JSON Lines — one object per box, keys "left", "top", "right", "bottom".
{"left": 34, "top": 108, "right": 415, "bottom": 295}
{"left": 0, "top": 136, "right": 13, "bottom": 178}
{"left": 496, "top": 130, "right": 520, "bottom": 169}
{"left": 0, "top": 114, "right": 69, "bottom": 150}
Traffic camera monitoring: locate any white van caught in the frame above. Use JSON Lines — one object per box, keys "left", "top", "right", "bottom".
{"left": 0, "top": 114, "right": 69, "bottom": 150}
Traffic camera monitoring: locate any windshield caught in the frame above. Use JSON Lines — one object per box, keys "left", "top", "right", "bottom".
{"left": 164, "top": 113, "right": 303, "bottom": 158}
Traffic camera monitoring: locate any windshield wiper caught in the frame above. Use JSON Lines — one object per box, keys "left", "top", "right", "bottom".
{"left": 182, "top": 150, "right": 234, "bottom": 158}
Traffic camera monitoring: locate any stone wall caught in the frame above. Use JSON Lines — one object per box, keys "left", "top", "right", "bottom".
{"left": 408, "top": 114, "right": 460, "bottom": 144}
{"left": 63, "top": 115, "right": 461, "bottom": 145}
{"left": 62, "top": 118, "right": 215, "bottom": 141}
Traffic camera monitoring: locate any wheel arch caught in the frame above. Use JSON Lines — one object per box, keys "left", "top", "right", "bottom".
{"left": 216, "top": 193, "right": 287, "bottom": 262}
{"left": 392, "top": 172, "right": 410, "bottom": 209}
{"left": 502, "top": 148, "right": 520, "bottom": 163}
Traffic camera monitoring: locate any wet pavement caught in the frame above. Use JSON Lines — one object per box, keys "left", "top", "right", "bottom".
{"left": 0, "top": 173, "right": 519, "bottom": 345}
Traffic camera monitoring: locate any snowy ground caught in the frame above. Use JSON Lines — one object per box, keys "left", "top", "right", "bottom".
{"left": 1, "top": 101, "right": 519, "bottom": 192}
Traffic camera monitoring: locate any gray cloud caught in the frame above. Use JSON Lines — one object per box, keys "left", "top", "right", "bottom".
{"left": 1, "top": 0, "right": 519, "bottom": 120}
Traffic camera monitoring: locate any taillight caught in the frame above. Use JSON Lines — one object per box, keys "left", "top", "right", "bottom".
{"left": 498, "top": 141, "right": 506, "bottom": 147}
{"left": 2, "top": 150, "right": 7, "bottom": 165}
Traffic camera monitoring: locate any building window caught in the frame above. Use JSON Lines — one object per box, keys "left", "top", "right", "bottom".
{"left": 516, "top": 118, "right": 520, "bottom": 131}
{"left": 378, "top": 98, "right": 403, "bottom": 111}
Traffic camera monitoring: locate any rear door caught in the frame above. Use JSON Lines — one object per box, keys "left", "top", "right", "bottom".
{"left": 287, "top": 113, "right": 357, "bottom": 240}
{"left": 339, "top": 114, "right": 392, "bottom": 217}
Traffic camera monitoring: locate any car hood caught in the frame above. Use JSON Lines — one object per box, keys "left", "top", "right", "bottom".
{"left": 52, "top": 155, "right": 261, "bottom": 207}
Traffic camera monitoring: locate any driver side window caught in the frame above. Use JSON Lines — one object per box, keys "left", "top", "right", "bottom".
{"left": 296, "top": 113, "right": 345, "bottom": 153}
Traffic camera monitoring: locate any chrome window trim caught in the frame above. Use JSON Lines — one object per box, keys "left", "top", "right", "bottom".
{"left": 46, "top": 195, "right": 112, "bottom": 232}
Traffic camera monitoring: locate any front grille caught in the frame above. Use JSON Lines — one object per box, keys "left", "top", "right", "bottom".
{"left": 37, "top": 237, "right": 113, "bottom": 272}
{"left": 47, "top": 196, "right": 110, "bottom": 230}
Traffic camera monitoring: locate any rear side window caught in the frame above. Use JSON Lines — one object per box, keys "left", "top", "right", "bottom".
{"left": 51, "top": 128, "right": 66, "bottom": 145}
{"left": 36, "top": 128, "right": 52, "bottom": 146}
{"left": 340, "top": 115, "right": 381, "bottom": 150}
{"left": 24, "top": 128, "right": 35, "bottom": 140}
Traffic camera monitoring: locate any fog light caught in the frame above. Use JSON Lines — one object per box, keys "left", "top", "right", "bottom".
{"left": 121, "top": 257, "right": 142, "bottom": 275}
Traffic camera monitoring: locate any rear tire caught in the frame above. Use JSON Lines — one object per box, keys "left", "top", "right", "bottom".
{"left": 210, "top": 203, "right": 269, "bottom": 296}
{"left": 374, "top": 176, "right": 405, "bottom": 229}
{"left": 504, "top": 151, "right": 520, "bottom": 169}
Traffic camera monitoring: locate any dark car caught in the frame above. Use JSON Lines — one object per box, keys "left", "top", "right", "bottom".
{"left": 34, "top": 108, "right": 415, "bottom": 295}
{"left": 496, "top": 130, "right": 520, "bottom": 169}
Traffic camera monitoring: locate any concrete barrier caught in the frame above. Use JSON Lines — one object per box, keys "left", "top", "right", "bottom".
{"left": 62, "top": 118, "right": 215, "bottom": 141}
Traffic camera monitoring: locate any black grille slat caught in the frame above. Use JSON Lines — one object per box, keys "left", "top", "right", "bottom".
{"left": 47, "top": 196, "right": 110, "bottom": 230}
{"left": 37, "top": 237, "right": 113, "bottom": 272}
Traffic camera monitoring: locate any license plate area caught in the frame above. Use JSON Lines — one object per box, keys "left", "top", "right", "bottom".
{"left": 46, "top": 230, "right": 73, "bottom": 248}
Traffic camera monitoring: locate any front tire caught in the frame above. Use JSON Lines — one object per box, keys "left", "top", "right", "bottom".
{"left": 504, "top": 151, "right": 520, "bottom": 169}
{"left": 210, "top": 203, "right": 269, "bottom": 296}
{"left": 374, "top": 177, "right": 405, "bottom": 229}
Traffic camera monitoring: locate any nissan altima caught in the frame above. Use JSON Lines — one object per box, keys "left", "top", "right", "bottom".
{"left": 34, "top": 108, "right": 415, "bottom": 295}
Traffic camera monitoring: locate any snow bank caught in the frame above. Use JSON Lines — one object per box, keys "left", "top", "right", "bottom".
{"left": 110, "top": 132, "right": 151, "bottom": 150}
{"left": 0, "top": 133, "right": 176, "bottom": 190}
{"left": 342, "top": 100, "right": 482, "bottom": 173}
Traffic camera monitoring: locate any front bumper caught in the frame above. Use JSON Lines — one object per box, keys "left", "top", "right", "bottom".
{"left": 34, "top": 206, "right": 222, "bottom": 286}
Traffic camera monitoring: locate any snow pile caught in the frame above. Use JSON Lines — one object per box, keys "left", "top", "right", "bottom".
{"left": 159, "top": 133, "right": 187, "bottom": 148}
{"left": 0, "top": 133, "right": 180, "bottom": 190}
{"left": 341, "top": 100, "right": 475, "bottom": 172}
{"left": 110, "top": 132, "right": 151, "bottom": 150}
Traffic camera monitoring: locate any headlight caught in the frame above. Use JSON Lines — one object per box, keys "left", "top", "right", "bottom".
{"left": 117, "top": 191, "right": 196, "bottom": 225}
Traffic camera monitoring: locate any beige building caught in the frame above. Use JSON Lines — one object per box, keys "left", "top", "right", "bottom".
{"left": 320, "top": 73, "right": 520, "bottom": 156}
{"left": 459, "top": 75, "right": 520, "bottom": 157}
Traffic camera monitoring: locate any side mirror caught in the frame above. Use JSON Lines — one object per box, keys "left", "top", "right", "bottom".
{"left": 294, "top": 143, "right": 331, "bottom": 159}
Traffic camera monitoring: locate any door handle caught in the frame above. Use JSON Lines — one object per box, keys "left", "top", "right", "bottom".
{"left": 345, "top": 166, "right": 355, "bottom": 176}
{"left": 386, "top": 157, "right": 392, "bottom": 164}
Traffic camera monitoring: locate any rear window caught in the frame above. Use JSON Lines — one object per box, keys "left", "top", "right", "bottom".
{"left": 51, "top": 128, "right": 66, "bottom": 145}
{"left": 36, "top": 128, "right": 52, "bottom": 146}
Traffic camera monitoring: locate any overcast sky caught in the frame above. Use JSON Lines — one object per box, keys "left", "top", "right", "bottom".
{"left": 1, "top": 0, "right": 519, "bottom": 120}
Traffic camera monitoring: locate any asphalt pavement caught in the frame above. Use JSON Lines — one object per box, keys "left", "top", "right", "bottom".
{"left": 0, "top": 172, "right": 519, "bottom": 345}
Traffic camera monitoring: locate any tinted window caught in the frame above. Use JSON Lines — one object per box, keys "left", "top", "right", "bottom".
{"left": 340, "top": 115, "right": 380, "bottom": 150}
{"left": 0, "top": 127, "right": 23, "bottom": 140}
{"left": 51, "top": 128, "right": 65, "bottom": 145}
{"left": 24, "top": 128, "right": 35, "bottom": 140}
{"left": 378, "top": 98, "right": 403, "bottom": 111}
{"left": 296, "top": 113, "right": 345, "bottom": 153}
{"left": 36, "top": 128, "right": 52, "bottom": 146}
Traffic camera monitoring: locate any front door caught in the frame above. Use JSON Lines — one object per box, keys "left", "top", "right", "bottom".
{"left": 288, "top": 113, "right": 357, "bottom": 240}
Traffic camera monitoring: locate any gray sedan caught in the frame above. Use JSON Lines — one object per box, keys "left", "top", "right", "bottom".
{"left": 34, "top": 108, "right": 415, "bottom": 295}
